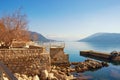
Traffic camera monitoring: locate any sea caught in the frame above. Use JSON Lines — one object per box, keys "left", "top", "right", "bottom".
{"left": 64, "top": 42, "right": 120, "bottom": 80}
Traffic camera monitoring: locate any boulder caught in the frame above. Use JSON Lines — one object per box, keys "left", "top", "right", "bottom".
{"left": 48, "top": 73, "right": 58, "bottom": 80}
{"left": 3, "top": 77, "right": 9, "bottom": 80}
{"left": 33, "top": 75, "right": 40, "bottom": 80}
{"left": 66, "top": 75, "right": 75, "bottom": 80}
{"left": 54, "top": 73, "right": 66, "bottom": 80}
{"left": 69, "top": 68, "right": 75, "bottom": 72}
{"left": 101, "top": 62, "right": 109, "bottom": 67}
{"left": 21, "top": 74, "right": 28, "bottom": 80}
{"left": 14, "top": 73, "right": 21, "bottom": 78}
{"left": 40, "top": 70, "right": 48, "bottom": 80}
{"left": 28, "top": 76, "right": 32, "bottom": 80}
{"left": 51, "top": 70, "right": 58, "bottom": 75}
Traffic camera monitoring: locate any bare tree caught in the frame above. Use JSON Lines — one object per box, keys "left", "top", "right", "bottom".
{"left": 0, "top": 10, "right": 30, "bottom": 47}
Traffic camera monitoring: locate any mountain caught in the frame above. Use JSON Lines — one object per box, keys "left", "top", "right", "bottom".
{"left": 79, "top": 33, "right": 120, "bottom": 43}
{"left": 30, "top": 31, "right": 55, "bottom": 42}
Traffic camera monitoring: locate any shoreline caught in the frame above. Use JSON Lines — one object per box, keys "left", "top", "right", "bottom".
{"left": 2, "top": 59, "right": 109, "bottom": 80}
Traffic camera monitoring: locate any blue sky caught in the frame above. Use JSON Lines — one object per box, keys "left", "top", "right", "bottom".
{"left": 0, "top": 0, "right": 120, "bottom": 41}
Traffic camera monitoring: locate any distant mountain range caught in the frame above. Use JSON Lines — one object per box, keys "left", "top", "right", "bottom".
{"left": 79, "top": 33, "right": 120, "bottom": 43}
{"left": 30, "top": 31, "right": 55, "bottom": 42}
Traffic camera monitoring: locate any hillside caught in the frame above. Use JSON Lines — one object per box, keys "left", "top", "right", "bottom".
{"left": 79, "top": 33, "right": 120, "bottom": 43}
{"left": 30, "top": 31, "right": 54, "bottom": 42}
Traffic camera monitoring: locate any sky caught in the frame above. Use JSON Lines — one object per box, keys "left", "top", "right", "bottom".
{"left": 0, "top": 0, "right": 120, "bottom": 41}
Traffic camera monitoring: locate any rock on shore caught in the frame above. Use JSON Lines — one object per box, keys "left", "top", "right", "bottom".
{"left": 72, "top": 59, "right": 108, "bottom": 72}
{"left": 3, "top": 59, "right": 108, "bottom": 80}
{"left": 3, "top": 70, "right": 75, "bottom": 80}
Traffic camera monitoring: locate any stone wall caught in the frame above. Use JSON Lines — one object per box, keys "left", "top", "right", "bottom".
{"left": 50, "top": 47, "right": 69, "bottom": 64}
{"left": 0, "top": 48, "right": 51, "bottom": 76}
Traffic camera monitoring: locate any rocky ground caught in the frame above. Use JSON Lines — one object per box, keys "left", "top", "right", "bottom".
{"left": 50, "top": 59, "right": 108, "bottom": 80}
{"left": 3, "top": 59, "right": 109, "bottom": 80}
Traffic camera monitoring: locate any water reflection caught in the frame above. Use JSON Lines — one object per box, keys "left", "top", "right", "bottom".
{"left": 64, "top": 42, "right": 120, "bottom": 80}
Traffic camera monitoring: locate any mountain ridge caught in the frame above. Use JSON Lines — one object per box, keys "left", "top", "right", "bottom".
{"left": 30, "top": 31, "right": 55, "bottom": 42}
{"left": 78, "top": 32, "right": 120, "bottom": 43}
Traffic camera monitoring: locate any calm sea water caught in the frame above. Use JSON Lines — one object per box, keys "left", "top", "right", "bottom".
{"left": 64, "top": 42, "right": 120, "bottom": 80}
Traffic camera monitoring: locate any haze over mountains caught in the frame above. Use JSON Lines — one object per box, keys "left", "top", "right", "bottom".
{"left": 79, "top": 33, "right": 120, "bottom": 43}
{"left": 30, "top": 32, "right": 120, "bottom": 42}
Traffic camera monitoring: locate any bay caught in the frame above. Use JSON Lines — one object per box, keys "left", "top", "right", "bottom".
{"left": 64, "top": 42, "right": 120, "bottom": 80}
